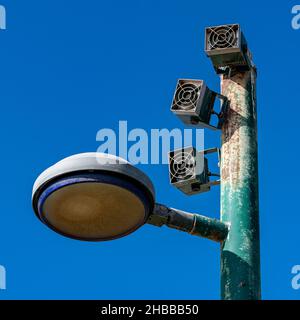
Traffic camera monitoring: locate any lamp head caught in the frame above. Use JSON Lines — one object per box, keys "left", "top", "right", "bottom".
{"left": 32, "top": 153, "right": 155, "bottom": 241}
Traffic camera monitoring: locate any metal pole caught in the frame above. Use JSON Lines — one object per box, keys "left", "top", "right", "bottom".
{"left": 220, "top": 68, "right": 261, "bottom": 299}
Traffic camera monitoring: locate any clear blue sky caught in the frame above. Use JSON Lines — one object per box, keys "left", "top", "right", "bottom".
{"left": 0, "top": 0, "right": 299, "bottom": 299}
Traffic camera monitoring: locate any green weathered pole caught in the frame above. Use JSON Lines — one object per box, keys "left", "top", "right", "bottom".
{"left": 220, "top": 68, "right": 261, "bottom": 300}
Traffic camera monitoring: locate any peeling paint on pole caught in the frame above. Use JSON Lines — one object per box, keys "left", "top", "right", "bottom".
{"left": 220, "top": 69, "right": 261, "bottom": 300}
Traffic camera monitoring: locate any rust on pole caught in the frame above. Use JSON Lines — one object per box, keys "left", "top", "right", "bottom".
{"left": 220, "top": 68, "right": 261, "bottom": 299}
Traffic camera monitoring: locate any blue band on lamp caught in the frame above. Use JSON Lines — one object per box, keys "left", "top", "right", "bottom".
{"left": 36, "top": 172, "right": 153, "bottom": 241}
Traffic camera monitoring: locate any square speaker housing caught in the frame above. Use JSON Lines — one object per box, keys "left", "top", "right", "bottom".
{"left": 205, "top": 24, "right": 251, "bottom": 71}
{"left": 168, "top": 147, "right": 210, "bottom": 196}
{"left": 171, "top": 79, "right": 216, "bottom": 129}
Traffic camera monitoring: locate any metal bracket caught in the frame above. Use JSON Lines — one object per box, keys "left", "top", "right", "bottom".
{"left": 199, "top": 147, "right": 221, "bottom": 187}
{"left": 208, "top": 93, "right": 229, "bottom": 130}
{"left": 214, "top": 49, "right": 256, "bottom": 78}
{"left": 147, "top": 204, "right": 229, "bottom": 243}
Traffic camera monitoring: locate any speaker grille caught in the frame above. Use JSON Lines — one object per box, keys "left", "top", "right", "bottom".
{"left": 172, "top": 80, "right": 202, "bottom": 112}
{"left": 206, "top": 24, "right": 239, "bottom": 51}
{"left": 169, "top": 148, "right": 196, "bottom": 184}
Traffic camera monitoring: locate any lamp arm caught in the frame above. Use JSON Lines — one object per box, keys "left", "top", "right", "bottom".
{"left": 147, "top": 203, "right": 229, "bottom": 243}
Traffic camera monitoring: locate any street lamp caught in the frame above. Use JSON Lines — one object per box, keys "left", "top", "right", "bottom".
{"left": 32, "top": 152, "right": 228, "bottom": 243}
{"left": 32, "top": 153, "right": 155, "bottom": 241}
